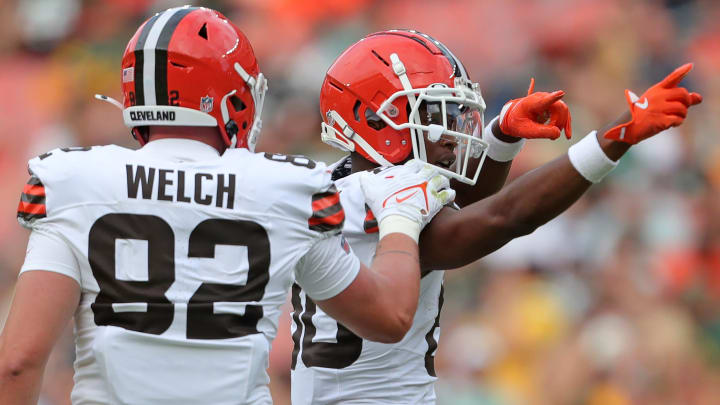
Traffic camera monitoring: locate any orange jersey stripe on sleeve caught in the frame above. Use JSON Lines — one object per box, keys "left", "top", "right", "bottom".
{"left": 309, "top": 187, "right": 345, "bottom": 233}
{"left": 22, "top": 184, "right": 46, "bottom": 196}
{"left": 309, "top": 209, "right": 345, "bottom": 227}
{"left": 18, "top": 201, "right": 47, "bottom": 215}
{"left": 311, "top": 193, "right": 341, "bottom": 212}
{"left": 363, "top": 204, "right": 378, "bottom": 234}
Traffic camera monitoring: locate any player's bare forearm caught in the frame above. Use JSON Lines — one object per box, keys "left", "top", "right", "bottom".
{"left": 0, "top": 271, "right": 80, "bottom": 405}
{"left": 453, "top": 119, "right": 516, "bottom": 206}
{"left": 317, "top": 233, "right": 420, "bottom": 343}
{"left": 419, "top": 113, "right": 633, "bottom": 271}
{"left": 370, "top": 233, "right": 420, "bottom": 329}
{"left": 0, "top": 362, "right": 45, "bottom": 405}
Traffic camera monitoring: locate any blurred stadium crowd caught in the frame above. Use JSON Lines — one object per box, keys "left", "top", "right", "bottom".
{"left": 1, "top": 0, "right": 719, "bottom": 404}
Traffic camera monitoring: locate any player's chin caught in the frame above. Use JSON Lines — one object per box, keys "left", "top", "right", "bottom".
{"left": 434, "top": 158, "right": 455, "bottom": 171}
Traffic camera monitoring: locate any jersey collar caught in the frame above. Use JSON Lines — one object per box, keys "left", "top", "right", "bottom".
{"left": 140, "top": 138, "right": 221, "bottom": 161}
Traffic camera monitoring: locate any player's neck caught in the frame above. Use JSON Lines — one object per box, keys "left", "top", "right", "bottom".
{"left": 349, "top": 153, "right": 413, "bottom": 174}
{"left": 350, "top": 153, "right": 378, "bottom": 174}
{"left": 147, "top": 126, "right": 227, "bottom": 153}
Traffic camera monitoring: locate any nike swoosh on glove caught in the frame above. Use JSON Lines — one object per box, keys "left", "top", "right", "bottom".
{"left": 360, "top": 160, "right": 455, "bottom": 230}
{"left": 604, "top": 63, "right": 703, "bottom": 144}
{"left": 499, "top": 78, "right": 572, "bottom": 140}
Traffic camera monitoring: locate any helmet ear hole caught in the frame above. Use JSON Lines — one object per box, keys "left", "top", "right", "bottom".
{"left": 230, "top": 95, "right": 246, "bottom": 112}
{"left": 365, "top": 108, "right": 387, "bottom": 131}
{"left": 353, "top": 100, "right": 361, "bottom": 121}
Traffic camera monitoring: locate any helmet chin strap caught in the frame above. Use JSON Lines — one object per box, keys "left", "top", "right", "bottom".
{"left": 234, "top": 63, "right": 267, "bottom": 152}
{"left": 389, "top": 53, "right": 427, "bottom": 163}
{"left": 323, "top": 110, "right": 393, "bottom": 167}
{"left": 220, "top": 89, "right": 238, "bottom": 147}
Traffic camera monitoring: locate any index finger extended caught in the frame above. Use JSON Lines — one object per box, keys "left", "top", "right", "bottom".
{"left": 537, "top": 90, "right": 566, "bottom": 110}
{"left": 659, "top": 63, "right": 693, "bottom": 88}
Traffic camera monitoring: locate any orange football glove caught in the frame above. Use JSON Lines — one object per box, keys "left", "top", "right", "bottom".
{"left": 499, "top": 78, "right": 572, "bottom": 140}
{"left": 604, "top": 63, "right": 703, "bottom": 144}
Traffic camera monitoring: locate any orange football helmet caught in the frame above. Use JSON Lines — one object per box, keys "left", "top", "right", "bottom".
{"left": 97, "top": 6, "right": 267, "bottom": 150}
{"left": 320, "top": 30, "right": 488, "bottom": 184}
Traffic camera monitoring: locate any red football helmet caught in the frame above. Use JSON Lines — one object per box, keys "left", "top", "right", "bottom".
{"left": 96, "top": 6, "right": 267, "bottom": 150}
{"left": 320, "top": 30, "right": 488, "bottom": 185}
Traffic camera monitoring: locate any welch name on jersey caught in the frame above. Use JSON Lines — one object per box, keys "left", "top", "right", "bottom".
{"left": 126, "top": 164, "right": 236, "bottom": 209}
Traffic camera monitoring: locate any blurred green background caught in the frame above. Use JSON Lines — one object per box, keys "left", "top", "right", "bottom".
{"left": 1, "top": 1, "right": 719, "bottom": 404}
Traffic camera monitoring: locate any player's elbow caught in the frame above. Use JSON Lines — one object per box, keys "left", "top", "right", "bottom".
{"left": 0, "top": 347, "right": 45, "bottom": 380}
{"left": 361, "top": 304, "right": 413, "bottom": 343}
{"left": 368, "top": 315, "right": 412, "bottom": 343}
{"left": 385, "top": 310, "right": 414, "bottom": 343}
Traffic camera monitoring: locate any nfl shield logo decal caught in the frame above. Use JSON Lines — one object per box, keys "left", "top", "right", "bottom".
{"left": 200, "top": 95, "right": 213, "bottom": 113}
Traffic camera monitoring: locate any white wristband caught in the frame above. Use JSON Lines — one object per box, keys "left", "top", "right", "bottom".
{"left": 483, "top": 116, "right": 526, "bottom": 162}
{"left": 567, "top": 130, "right": 618, "bottom": 183}
{"left": 378, "top": 215, "right": 421, "bottom": 243}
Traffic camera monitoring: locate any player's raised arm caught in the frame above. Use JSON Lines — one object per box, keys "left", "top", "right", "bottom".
{"left": 453, "top": 78, "right": 572, "bottom": 206}
{"left": 419, "top": 63, "right": 702, "bottom": 271}
{"left": 311, "top": 161, "right": 454, "bottom": 343}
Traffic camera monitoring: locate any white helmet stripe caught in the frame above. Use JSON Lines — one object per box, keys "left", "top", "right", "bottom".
{"left": 141, "top": 7, "right": 183, "bottom": 106}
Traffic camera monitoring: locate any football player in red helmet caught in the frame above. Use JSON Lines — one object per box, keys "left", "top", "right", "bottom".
{"left": 96, "top": 5, "right": 267, "bottom": 151}
{"left": 290, "top": 30, "right": 702, "bottom": 404}
{"left": 0, "top": 11, "right": 456, "bottom": 405}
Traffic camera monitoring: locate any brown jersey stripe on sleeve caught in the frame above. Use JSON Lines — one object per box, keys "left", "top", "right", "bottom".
{"left": 18, "top": 201, "right": 46, "bottom": 216}
{"left": 309, "top": 185, "right": 345, "bottom": 232}
{"left": 311, "top": 201, "right": 343, "bottom": 221}
{"left": 26, "top": 175, "right": 43, "bottom": 186}
{"left": 23, "top": 174, "right": 46, "bottom": 197}
{"left": 309, "top": 209, "right": 345, "bottom": 226}
{"left": 18, "top": 175, "right": 47, "bottom": 222}
{"left": 20, "top": 192, "right": 45, "bottom": 205}
{"left": 309, "top": 209, "right": 345, "bottom": 232}
{"left": 309, "top": 204, "right": 345, "bottom": 233}
{"left": 363, "top": 204, "right": 378, "bottom": 234}
{"left": 312, "top": 192, "right": 341, "bottom": 212}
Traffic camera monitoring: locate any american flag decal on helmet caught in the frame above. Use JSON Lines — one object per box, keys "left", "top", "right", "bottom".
{"left": 17, "top": 175, "right": 47, "bottom": 223}
{"left": 309, "top": 185, "right": 345, "bottom": 233}
{"left": 363, "top": 204, "right": 378, "bottom": 234}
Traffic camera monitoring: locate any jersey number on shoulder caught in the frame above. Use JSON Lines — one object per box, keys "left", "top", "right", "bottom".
{"left": 263, "top": 153, "right": 316, "bottom": 169}
{"left": 38, "top": 146, "right": 92, "bottom": 160}
{"left": 88, "top": 213, "right": 270, "bottom": 339}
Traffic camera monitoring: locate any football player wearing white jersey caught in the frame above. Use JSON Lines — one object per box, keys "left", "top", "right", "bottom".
{"left": 0, "top": 10, "right": 456, "bottom": 405}
{"left": 290, "top": 30, "right": 703, "bottom": 404}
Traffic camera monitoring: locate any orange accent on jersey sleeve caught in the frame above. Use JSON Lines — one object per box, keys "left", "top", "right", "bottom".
{"left": 22, "top": 184, "right": 46, "bottom": 196}
{"left": 312, "top": 193, "right": 341, "bottom": 212}
{"left": 308, "top": 209, "right": 345, "bottom": 227}
{"left": 18, "top": 201, "right": 47, "bottom": 215}
{"left": 363, "top": 208, "right": 379, "bottom": 234}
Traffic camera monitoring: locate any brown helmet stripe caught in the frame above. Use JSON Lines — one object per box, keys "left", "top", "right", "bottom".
{"left": 132, "top": 12, "right": 161, "bottom": 106}
{"left": 154, "top": 7, "right": 198, "bottom": 105}
{"left": 133, "top": 7, "right": 198, "bottom": 106}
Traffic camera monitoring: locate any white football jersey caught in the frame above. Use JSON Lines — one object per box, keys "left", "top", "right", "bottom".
{"left": 18, "top": 139, "right": 360, "bottom": 405}
{"left": 291, "top": 161, "right": 444, "bottom": 405}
